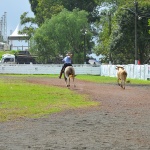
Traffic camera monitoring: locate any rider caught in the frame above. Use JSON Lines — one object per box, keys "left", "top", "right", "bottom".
{"left": 59, "top": 52, "right": 73, "bottom": 79}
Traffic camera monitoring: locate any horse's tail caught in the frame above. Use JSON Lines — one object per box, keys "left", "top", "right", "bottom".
{"left": 69, "top": 74, "right": 76, "bottom": 78}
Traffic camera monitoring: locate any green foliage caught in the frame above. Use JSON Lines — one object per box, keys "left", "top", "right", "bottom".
{"left": 20, "top": 12, "right": 37, "bottom": 39}
{"left": 29, "top": 0, "right": 99, "bottom": 26}
{"left": 23, "top": 0, "right": 150, "bottom": 64}
{"left": 59, "top": 0, "right": 99, "bottom": 22}
{"left": 29, "top": 0, "right": 38, "bottom": 14}
{"left": 94, "top": 1, "right": 150, "bottom": 64}
{"left": 35, "top": 0, "right": 64, "bottom": 26}
{"left": 148, "top": 19, "right": 150, "bottom": 34}
{"left": 0, "top": 50, "right": 16, "bottom": 59}
{"left": 32, "top": 9, "right": 93, "bottom": 63}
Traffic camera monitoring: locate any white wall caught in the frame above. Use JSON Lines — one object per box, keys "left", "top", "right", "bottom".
{"left": 0, "top": 64, "right": 150, "bottom": 80}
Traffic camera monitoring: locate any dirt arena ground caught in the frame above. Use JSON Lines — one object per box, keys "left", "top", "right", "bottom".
{"left": 0, "top": 77, "right": 150, "bottom": 150}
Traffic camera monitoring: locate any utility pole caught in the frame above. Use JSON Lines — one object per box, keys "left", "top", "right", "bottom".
{"left": 81, "top": 29, "right": 87, "bottom": 64}
{"left": 83, "top": 32, "right": 86, "bottom": 64}
{"left": 108, "top": 12, "right": 112, "bottom": 64}
{"left": 134, "top": 1, "right": 138, "bottom": 65}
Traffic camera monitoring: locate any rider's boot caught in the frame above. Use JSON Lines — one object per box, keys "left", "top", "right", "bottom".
{"left": 59, "top": 70, "right": 63, "bottom": 79}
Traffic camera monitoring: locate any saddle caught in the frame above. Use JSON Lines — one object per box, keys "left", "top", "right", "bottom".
{"left": 62, "top": 63, "right": 72, "bottom": 72}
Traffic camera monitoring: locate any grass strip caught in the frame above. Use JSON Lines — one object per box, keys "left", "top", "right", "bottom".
{"left": 0, "top": 77, "right": 98, "bottom": 122}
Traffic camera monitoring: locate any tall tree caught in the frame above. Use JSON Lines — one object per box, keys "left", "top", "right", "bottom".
{"left": 28, "top": 0, "right": 99, "bottom": 26}
{"left": 32, "top": 9, "right": 93, "bottom": 63}
{"left": 35, "top": 0, "right": 64, "bottom": 26}
{"left": 94, "top": 1, "right": 150, "bottom": 64}
{"left": 19, "top": 12, "right": 37, "bottom": 39}
{"left": 29, "top": 0, "right": 38, "bottom": 14}
{"left": 60, "top": 0, "right": 99, "bottom": 22}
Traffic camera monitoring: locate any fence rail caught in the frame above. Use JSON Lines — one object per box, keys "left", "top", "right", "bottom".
{"left": 0, "top": 64, "right": 150, "bottom": 80}
{"left": 101, "top": 64, "right": 150, "bottom": 80}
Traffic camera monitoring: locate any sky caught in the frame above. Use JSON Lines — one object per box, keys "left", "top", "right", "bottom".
{"left": 0, "top": 0, "right": 34, "bottom": 49}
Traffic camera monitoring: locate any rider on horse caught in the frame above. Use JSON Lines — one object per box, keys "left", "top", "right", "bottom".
{"left": 59, "top": 52, "right": 72, "bottom": 79}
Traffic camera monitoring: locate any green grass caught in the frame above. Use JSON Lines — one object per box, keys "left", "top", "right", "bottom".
{"left": 76, "top": 75, "right": 150, "bottom": 85}
{"left": 0, "top": 75, "right": 98, "bottom": 122}
{"left": 0, "top": 74, "right": 149, "bottom": 122}
{"left": 76, "top": 75, "right": 117, "bottom": 83}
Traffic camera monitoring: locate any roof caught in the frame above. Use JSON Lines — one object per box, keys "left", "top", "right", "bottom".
{"left": 2, "top": 54, "right": 15, "bottom": 58}
{"left": 8, "top": 24, "right": 29, "bottom": 40}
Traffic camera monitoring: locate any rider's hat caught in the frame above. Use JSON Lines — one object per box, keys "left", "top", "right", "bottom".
{"left": 66, "top": 52, "right": 72, "bottom": 56}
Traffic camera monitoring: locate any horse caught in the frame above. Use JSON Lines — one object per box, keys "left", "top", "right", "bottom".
{"left": 64, "top": 66, "right": 76, "bottom": 87}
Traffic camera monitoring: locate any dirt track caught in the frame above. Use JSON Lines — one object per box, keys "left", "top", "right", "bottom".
{"left": 0, "top": 77, "right": 150, "bottom": 150}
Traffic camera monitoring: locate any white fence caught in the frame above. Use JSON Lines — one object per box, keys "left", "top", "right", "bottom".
{"left": 0, "top": 64, "right": 101, "bottom": 75}
{"left": 0, "top": 64, "right": 150, "bottom": 80}
{"left": 101, "top": 64, "right": 150, "bottom": 80}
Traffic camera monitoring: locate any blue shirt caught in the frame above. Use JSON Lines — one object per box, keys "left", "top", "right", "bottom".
{"left": 62, "top": 56, "right": 71, "bottom": 64}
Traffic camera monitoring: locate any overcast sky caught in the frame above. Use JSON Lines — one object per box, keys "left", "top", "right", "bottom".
{"left": 0, "top": 0, "right": 34, "bottom": 49}
{"left": 1, "top": 0, "right": 34, "bottom": 35}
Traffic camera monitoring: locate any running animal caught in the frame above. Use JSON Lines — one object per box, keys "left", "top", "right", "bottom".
{"left": 64, "top": 66, "right": 76, "bottom": 87}
{"left": 116, "top": 66, "right": 127, "bottom": 89}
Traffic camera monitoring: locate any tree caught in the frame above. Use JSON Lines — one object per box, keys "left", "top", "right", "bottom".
{"left": 29, "top": 0, "right": 38, "bottom": 14}
{"left": 19, "top": 12, "right": 37, "bottom": 39}
{"left": 148, "top": 19, "right": 150, "bottom": 34}
{"left": 35, "top": 0, "right": 64, "bottom": 26}
{"left": 28, "top": 0, "right": 99, "bottom": 26}
{"left": 31, "top": 9, "right": 93, "bottom": 64}
{"left": 94, "top": 1, "right": 150, "bottom": 64}
{"left": 59, "top": 0, "right": 99, "bottom": 22}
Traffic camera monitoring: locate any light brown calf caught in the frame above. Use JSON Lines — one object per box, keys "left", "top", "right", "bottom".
{"left": 116, "top": 66, "right": 127, "bottom": 89}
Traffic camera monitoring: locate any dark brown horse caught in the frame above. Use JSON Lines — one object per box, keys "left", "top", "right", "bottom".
{"left": 64, "top": 66, "right": 76, "bottom": 87}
